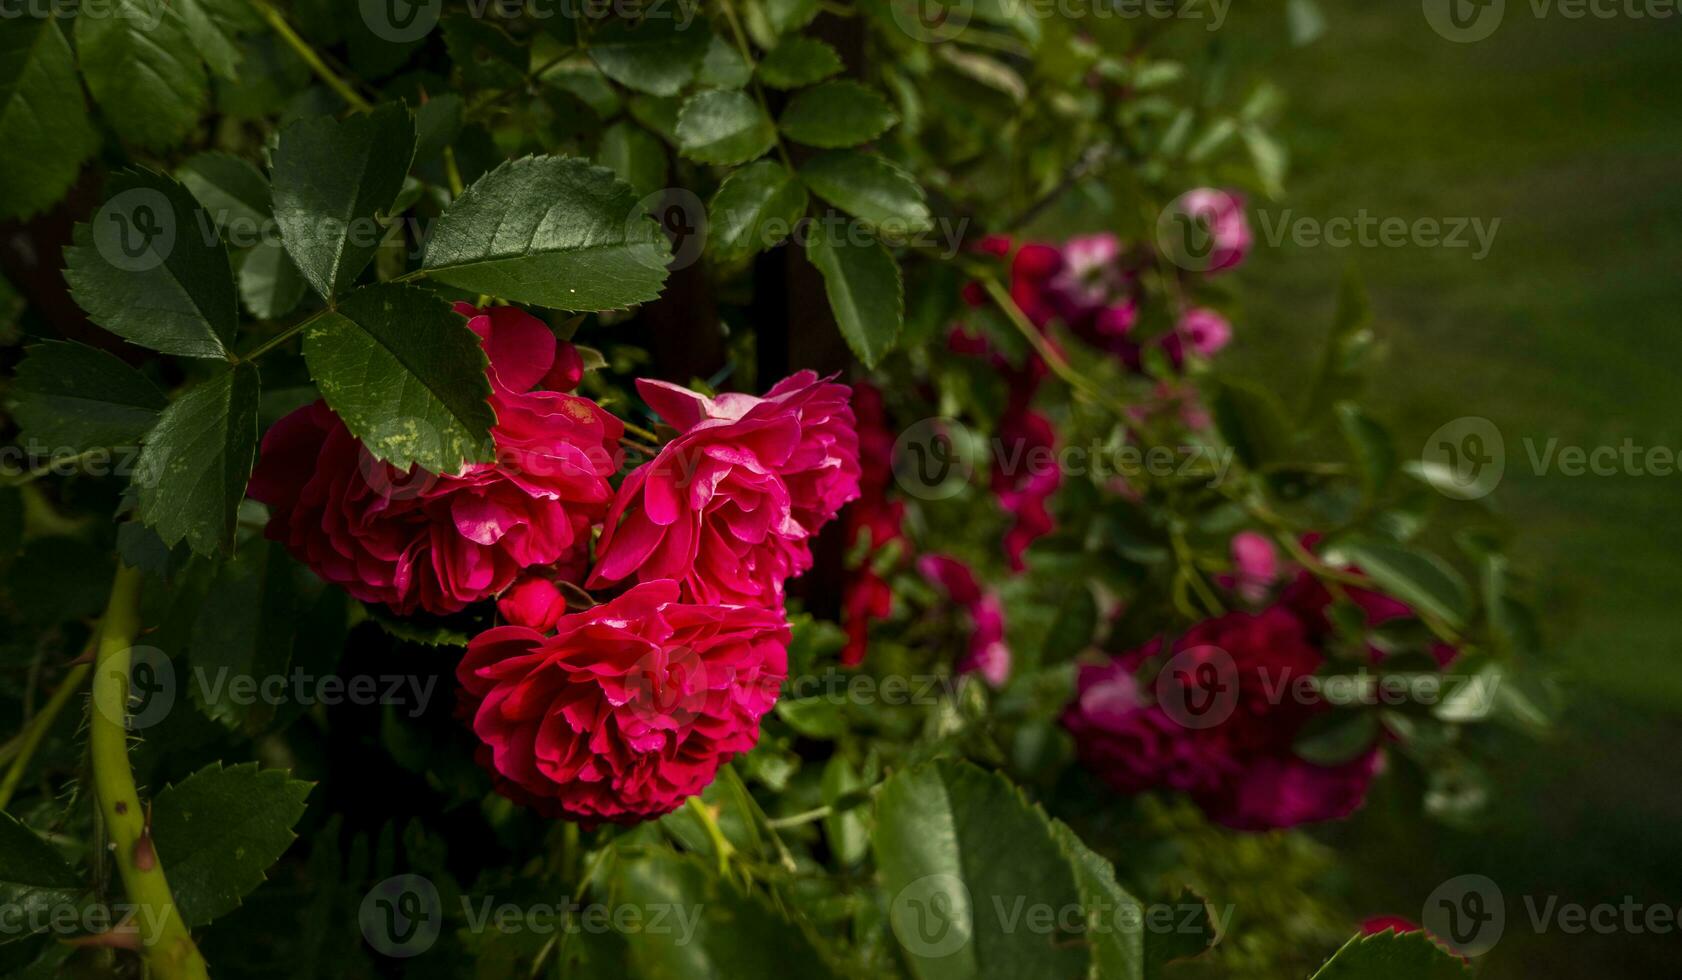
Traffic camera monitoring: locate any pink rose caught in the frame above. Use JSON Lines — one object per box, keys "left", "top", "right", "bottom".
{"left": 456, "top": 580, "right": 789, "bottom": 825}
{"left": 917, "top": 554, "right": 1012, "bottom": 687}
{"left": 588, "top": 373, "right": 860, "bottom": 607}
{"left": 1175, "top": 188, "right": 1253, "bottom": 274}
{"left": 1178, "top": 307, "right": 1233, "bottom": 357}
{"left": 249, "top": 306, "right": 621, "bottom": 616}
{"left": 1229, "top": 530, "right": 1279, "bottom": 603}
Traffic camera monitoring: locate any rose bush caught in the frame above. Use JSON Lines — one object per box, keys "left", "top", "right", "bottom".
{"left": 0, "top": 3, "right": 1540, "bottom": 979}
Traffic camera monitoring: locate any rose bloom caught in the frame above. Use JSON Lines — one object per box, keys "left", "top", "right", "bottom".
{"left": 589, "top": 372, "right": 860, "bottom": 607}
{"left": 1063, "top": 604, "right": 1381, "bottom": 831}
{"left": 917, "top": 554, "right": 1011, "bottom": 687}
{"left": 249, "top": 306, "right": 620, "bottom": 616}
{"left": 1175, "top": 187, "right": 1253, "bottom": 274}
{"left": 457, "top": 580, "right": 789, "bottom": 825}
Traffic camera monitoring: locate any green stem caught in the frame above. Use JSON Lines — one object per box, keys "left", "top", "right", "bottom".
{"left": 251, "top": 0, "right": 373, "bottom": 113}
{"left": 686, "top": 796, "right": 734, "bottom": 880}
{"left": 718, "top": 0, "right": 794, "bottom": 169}
{"left": 0, "top": 662, "right": 91, "bottom": 811}
{"left": 0, "top": 447, "right": 118, "bottom": 488}
{"left": 239, "top": 306, "right": 335, "bottom": 362}
{"left": 89, "top": 566, "right": 208, "bottom": 979}
{"left": 764, "top": 805, "right": 830, "bottom": 829}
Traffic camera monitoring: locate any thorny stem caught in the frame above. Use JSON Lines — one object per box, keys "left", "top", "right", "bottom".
{"left": 0, "top": 661, "right": 91, "bottom": 810}
{"left": 88, "top": 566, "right": 208, "bottom": 979}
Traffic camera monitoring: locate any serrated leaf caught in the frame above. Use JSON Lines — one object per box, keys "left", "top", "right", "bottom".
{"left": 75, "top": 0, "right": 207, "bottom": 151}
{"left": 177, "top": 0, "right": 258, "bottom": 80}
{"left": 805, "top": 223, "right": 902, "bottom": 368}
{"left": 151, "top": 761, "right": 311, "bottom": 928}
{"left": 874, "top": 759, "right": 1090, "bottom": 980}
{"left": 188, "top": 538, "right": 297, "bottom": 733}
{"left": 779, "top": 81, "right": 897, "bottom": 148}
{"left": 611, "top": 849, "right": 841, "bottom": 979}
{"left": 11, "top": 341, "right": 166, "bottom": 451}
{"left": 421, "top": 155, "right": 671, "bottom": 311}
{"left": 587, "top": 16, "right": 710, "bottom": 96}
{"left": 698, "top": 32, "right": 751, "bottom": 88}
{"left": 302, "top": 283, "right": 495, "bottom": 474}
{"left": 1311, "top": 930, "right": 1469, "bottom": 979}
{"left": 272, "top": 103, "right": 416, "bottom": 300}
{"left": 758, "top": 36, "right": 842, "bottom": 88}
{"left": 800, "top": 150, "right": 932, "bottom": 236}
{"left": 676, "top": 89, "right": 776, "bottom": 165}
{"left": 134, "top": 363, "right": 260, "bottom": 555}
{"left": 707, "top": 159, "right": 807, "bottom": 263}
{"left": 0, "top": 13, "right": 99, "bottom": 220}
{"left": 237, "top": 239, "right": 308, "bottom": 320}
{"left": 0, "top": 810, "right": 82, "bottom": 940}
{"left": 597, "top": 121, "right": 669, "bottom": 198}
{"left": 64, "top": 170, "right": 239, "bottom": 359}
{"left": 177, "top": 152, "right": 270, "bottom": 237}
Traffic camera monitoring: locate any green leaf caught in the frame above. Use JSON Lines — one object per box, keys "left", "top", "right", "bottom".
{"left": 442, "top": 14, "right": 525, "bottom": 88}
{"left": 302, "top": 283, "right": 495, "bottom": 473}
{"left": 1310, "top": 930, "right": 1469, "bottom": 979}
{"left": 1326, "top": 537, "right": 1472, "bottom": 629}
{"left": 237, "top": 240, "right": 308, "bottom": 320}
{"left": 151, "top": 761, "right": 311, "bottom": 928}
{"left": 134, "top": 363, "right": 260, "bottom": 556}
{"left": 675, "top": 89, "right": 776, "bottom": 165}
{"left": 1143, "top": 887, "right": 1215, "bottom": 975}
{"left": 1293, "top": 709, "right": 1381, "bottom": 765}
{"left": 779, "top": 81, "right": 897, "bottom": 148}
{"left": 706, "top": 159, "right": 808, "bottom": 264}
{"left": 177, "top": 152, "right": 271, "bottom": 236}
{"left": 1336, "top": 403, "right": 1395, "bottom": 499}
{"left": 421, "top": 155, "right": 671, "bottom": 311}
{"left": 75, "top": 0, "right": 207, "bottom": 151}
{"left": 1304, "top": 266, "right": 1375, "bottom": 422}
{"left": 0, "top": 13, "right": 99, "bottom": 220}
{"left": 774, "top": 695, "right": 846, "bottom": 739}
{"left": 176, "top": 0, "right": 258, "bottom": 80}
{"left": 806, "top": 223, "right": 902, "bottom": 368}
{"left": 0, "top": 810, "right": 82, "bottom": 939}
{"left": 188, "top": 538, "right": 298, "bottom": 734}
{"left": 698, "top": 32, "right": 752, "bottom": 89}
{"left": 1047, "top": 819, "right": 1146, "bottom": 980}
{"left": 64, "top": 170, "right": 240, "bottom": 359}
{"left": 597, "top": 121, "right": 669, "bottom": 198}
{"left": 821, "top": 754, "right": 869, "bottom": 867}
{"left": 873, "top": 759, "right": 1090, "bottom": 980}
{"left": 413, "top": 93, "right": 465, "bottom": 163}
{"left": 1210, "top": 378, "right": 1292, "bottom": 469}
{"left": 611, "top": 849, "right": 841, "bottom": 979}
{"left": 800, "top": 150, "right": 932, "bottom": 236}
{"left": 587, "top": 16, "right": 710, "bottom": 97}
{"left": 758, "top": 36, "right": 843, "bottom": 89}
{"left": 272, "top": 103, "right": 416, "bottom": 300}
{"left": 1286, "top": 0, "right": 1329, "bottom": 46}
{"left": 11, "top": 341, "right": 166, "bottom": 451}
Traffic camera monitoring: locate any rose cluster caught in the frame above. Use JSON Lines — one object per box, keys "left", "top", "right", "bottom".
{"left": 250, "top": 305, "right": 860, "bottom": 824}
{"left": 1062, "top": 542, "right": 1458, "bottom": 832}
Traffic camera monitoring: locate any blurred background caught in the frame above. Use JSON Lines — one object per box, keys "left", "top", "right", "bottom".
{"left": 1211, "top": 3, "right": 1681, "bottom": 975}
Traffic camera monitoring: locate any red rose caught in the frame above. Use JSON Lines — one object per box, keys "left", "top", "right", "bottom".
{"left": 457, "top": 580, "right": 789, "bottom": 825}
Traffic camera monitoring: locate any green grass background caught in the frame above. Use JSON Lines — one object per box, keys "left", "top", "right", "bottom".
{"left": 1212, "top": 3, "right": 1682, "bottom": 975}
